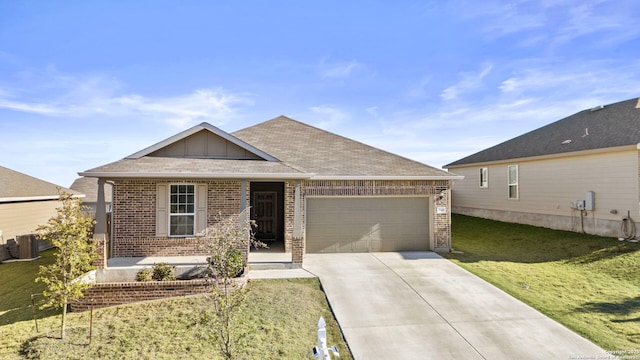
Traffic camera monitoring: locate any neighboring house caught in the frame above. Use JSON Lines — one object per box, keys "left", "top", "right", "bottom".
{"left": 445, "top": 97, "right": 640, "bottom": 238}
{"left": 0, "top": 165, "right": 83, "bottom": 260}
{"left": 70, "top": 177, "right": 113, "bottom": 213}
{"left": 80, "top": 116, "right": 461, "bottom": 267}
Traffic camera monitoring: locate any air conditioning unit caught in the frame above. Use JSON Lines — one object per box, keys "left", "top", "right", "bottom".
{"left": 16, "top": 234, "right": 39, "bottom": 259}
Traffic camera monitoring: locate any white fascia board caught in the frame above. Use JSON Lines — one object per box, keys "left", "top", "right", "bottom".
{"left": 0, "top": 194, "right": 85, "bottom": 203}
{"left": 77, "top": 172, "right": 313, "bottom": 180}
{"left": 309, "top": 175, "right": 465, "bottom": 181}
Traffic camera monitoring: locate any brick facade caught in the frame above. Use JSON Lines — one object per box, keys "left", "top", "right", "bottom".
{"left": 111, "top": 179, "right": 249, "bottom": 260}
{"left": 70, "top": 277, "right": 246, "bottom": 312}
{"left": 300, "top": 179, "right": 453, "bottom": 251}
{"left": 104, "top": 178, "right": 453, "bottom": 268}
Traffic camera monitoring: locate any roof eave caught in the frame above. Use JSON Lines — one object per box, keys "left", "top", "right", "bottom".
{"left": 309, "top": 175, "right": 464, "bottom": 181}
{"left": 77, "top": 171, "right": 313, "bottom": 180}
{"left": 0, "top": 194, "right": 85, "bottom": 203}
{"left": 445, "top": 144, "right": 639, "bottom": 169}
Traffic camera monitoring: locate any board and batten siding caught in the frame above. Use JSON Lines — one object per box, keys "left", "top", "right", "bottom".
{"left": 0, "top": 200, "right": 60, "bottom": 260}
{"left": 450, "top": 149, "right": 639, "bottom": 235}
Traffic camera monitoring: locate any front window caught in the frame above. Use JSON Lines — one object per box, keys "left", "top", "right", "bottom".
{"left": 508, "top": 165, "right": 518, "bottom": 199}
{"left": 170, "top": 184, "right": 195, "bottom": 236}
{"left": 479, "top": 167, "right": 488, "bottom": 188}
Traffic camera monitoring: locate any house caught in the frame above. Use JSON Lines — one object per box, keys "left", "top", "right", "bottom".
{"left": 80, "top": 116, "right": 461, "bottom": 267}
{"left": 70, "top": 177, "right": 113, "bottom": 213}
{"left": 444, "top": 97, "right": 640, "bottom": 238}
{"left": 0, "top": 165, "right": 83, "bottom": 260}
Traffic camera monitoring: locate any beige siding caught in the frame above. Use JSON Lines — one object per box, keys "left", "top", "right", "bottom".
{"left": 451, "top": 149, "right": 640, "bottom": 226}
{"left": 0, "top": 200, "right": 60, "bottom": 260}
{"left": 149, "top": 130, "right": 261, "bottom": 159}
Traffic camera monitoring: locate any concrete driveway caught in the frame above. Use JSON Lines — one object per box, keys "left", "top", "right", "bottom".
{"left": 303, "top": 252, "right": 608, "bottom": 360}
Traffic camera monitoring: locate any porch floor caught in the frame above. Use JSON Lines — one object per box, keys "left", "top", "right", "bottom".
{"left": 106, "top": 242, "right": 292, "bottom": 268}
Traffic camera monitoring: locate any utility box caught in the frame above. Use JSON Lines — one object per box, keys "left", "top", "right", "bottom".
{"left": 585, "top": 191, "right": 595, "bottom": 211}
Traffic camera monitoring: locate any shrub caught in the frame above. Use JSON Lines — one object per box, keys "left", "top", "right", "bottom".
{"left": 152, "top": 263, "right": 175, "bottom": 281}
{"left": 135, "top": 268, "right": 153, "bottom": 282}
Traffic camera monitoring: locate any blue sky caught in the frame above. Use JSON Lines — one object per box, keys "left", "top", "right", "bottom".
{"left": 1, "top": 1, "right": 640, "bottom": 187}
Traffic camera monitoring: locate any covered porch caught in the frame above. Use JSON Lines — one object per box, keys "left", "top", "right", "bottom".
{"left": 91, "top": 178, "right": 306, "bottom": 268}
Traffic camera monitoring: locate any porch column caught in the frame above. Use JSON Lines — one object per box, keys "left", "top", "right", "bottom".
{"left": 95, "top": 178, "right": 107, "bottom": 234}
{"left": 240, "top": 180, "right": 247, "bottom": 213}
{"left": 94, "top": 178, "right": 108, "bottom": 268}
{"left": 293, "top": 181, "right": 302, "bottom": 238}
{"left": 292, "top": 181, "right": 303, "bottom": 265}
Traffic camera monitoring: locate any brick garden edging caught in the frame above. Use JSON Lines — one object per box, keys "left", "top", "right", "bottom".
{"left": 70, "top": 276, "right": 247, "bottom": 312}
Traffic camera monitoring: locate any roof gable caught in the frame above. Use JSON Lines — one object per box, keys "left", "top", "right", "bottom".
{"left": 446, "top": 97, "right": 640, "bottom": 167}
{"left": 126, "top": 122, "right": 278, "bottom": 161}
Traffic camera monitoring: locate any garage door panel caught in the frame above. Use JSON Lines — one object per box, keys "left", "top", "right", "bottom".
{"left": 306, "top": 197, "right": 429, "bottom": 253}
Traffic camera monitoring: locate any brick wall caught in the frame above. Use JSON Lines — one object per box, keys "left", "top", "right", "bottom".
{"left": 111, "top": 179, "right": 248, "bottom": 259}
{"left": 70, "top": 277, "right": 246, "bottom": 312}
{"left": 300, "top": 179, "right": 453, "bottom": 251}
{"left": 107, "top": 178, "right": 453, "bottom": 266}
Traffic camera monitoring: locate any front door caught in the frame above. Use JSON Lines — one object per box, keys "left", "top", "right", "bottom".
{"left": 254, "top": 191, "right": 277, "bottom": 241}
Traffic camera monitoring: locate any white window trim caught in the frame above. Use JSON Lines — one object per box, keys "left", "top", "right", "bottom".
{"left": 507, "top": 165, "right": 518, "bottom": 199}
{"left": 169, "top": 183, "right": 196, "bottom": 237}
{"left": 479, "top": 167, "right": 488, "bottom": 188}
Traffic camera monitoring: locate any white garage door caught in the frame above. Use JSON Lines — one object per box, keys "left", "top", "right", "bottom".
{"left": 305, "top": 197, "right": 430, "bottom": 253}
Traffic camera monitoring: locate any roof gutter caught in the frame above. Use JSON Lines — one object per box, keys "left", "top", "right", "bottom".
{"left": 77, "top": 171, "right": 314, "bottom": 180}
{"left": 309, "top": 175, "right": 464, "bottom": 181}
{"left": 0, "top": 194, "right": 85, "bottom": 203}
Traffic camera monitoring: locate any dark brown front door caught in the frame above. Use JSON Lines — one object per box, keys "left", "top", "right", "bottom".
{"left": 254, "top": 191, "right": 277, "bottom": 241}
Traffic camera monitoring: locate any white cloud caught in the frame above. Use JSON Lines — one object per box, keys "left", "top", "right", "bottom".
{"left": 308, "top": 105, "right": 351, "bottom": 129}
{"left": 0, "top": 70, "right": 252, "bottom": 128}
{"left": 453, "top": 0, "right": 640, "bottom": 48}
{"left": 441, "top": 63, "right": 493, "bottom": 101}
{"left": 320, "top": 59, "right": 362, "bottom": 78}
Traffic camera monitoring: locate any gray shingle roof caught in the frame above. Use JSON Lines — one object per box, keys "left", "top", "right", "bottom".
{"left": 70, "top": 177, "right": 113, "bottom": 203}
{"left": 81, "top": 157, "right": 306, "bottom": 178}
{"left": 446, "top": 97, "right": 640, "bottom": 167}
{"left": 233, "top": 116, "right": 454, "bottom": 178}
{"left": 0, "top": 165, "right": 80, "bottom": 202}
{"left": 81, "top": 116, "right": 458, "bottom": 180}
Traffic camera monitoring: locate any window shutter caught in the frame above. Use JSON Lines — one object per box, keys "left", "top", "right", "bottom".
{"left": 156, "top": 183, "right": 168, "bottom": 237}
{"left": 196, "top": 184, "right": 208, "bottom": 235}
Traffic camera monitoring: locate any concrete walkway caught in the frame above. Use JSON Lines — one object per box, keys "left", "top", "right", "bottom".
{"left": 303, "top": 252, "right": 608, "bottom": 360}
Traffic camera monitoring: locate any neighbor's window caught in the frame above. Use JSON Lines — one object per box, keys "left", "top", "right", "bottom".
{"left": 479, "top": 167, "right": 488, "bottom": 188}
{"left": 508, "top": 165, "right": 518, "bottom": 199}
{"left": 169, "top": 184, "right": 195, "bottom": 236}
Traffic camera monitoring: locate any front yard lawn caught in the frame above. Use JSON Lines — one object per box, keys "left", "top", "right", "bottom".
{"left": 0, "top": 249, "right": 351, "bottom": 359}
{"left": 443, "top": 214, "right": 640, "bottom": 352}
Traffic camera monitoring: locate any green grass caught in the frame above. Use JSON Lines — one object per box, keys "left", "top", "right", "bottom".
{"left": 0, "top": 250, "right": 351, "bottom": 359}
{"left": 442, "top": 214, "right": 640, "bottom": 351}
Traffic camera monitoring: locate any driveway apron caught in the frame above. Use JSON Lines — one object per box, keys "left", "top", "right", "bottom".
{"left": 303, "top": 252, "right": 608, "bottom": 360}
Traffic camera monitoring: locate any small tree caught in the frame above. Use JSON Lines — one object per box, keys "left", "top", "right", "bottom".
{"left": 199, "top": 211, "right": 260, "bottom": 359}
{"left": 35, "top": 191, "right": 97, "bottom": 339}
